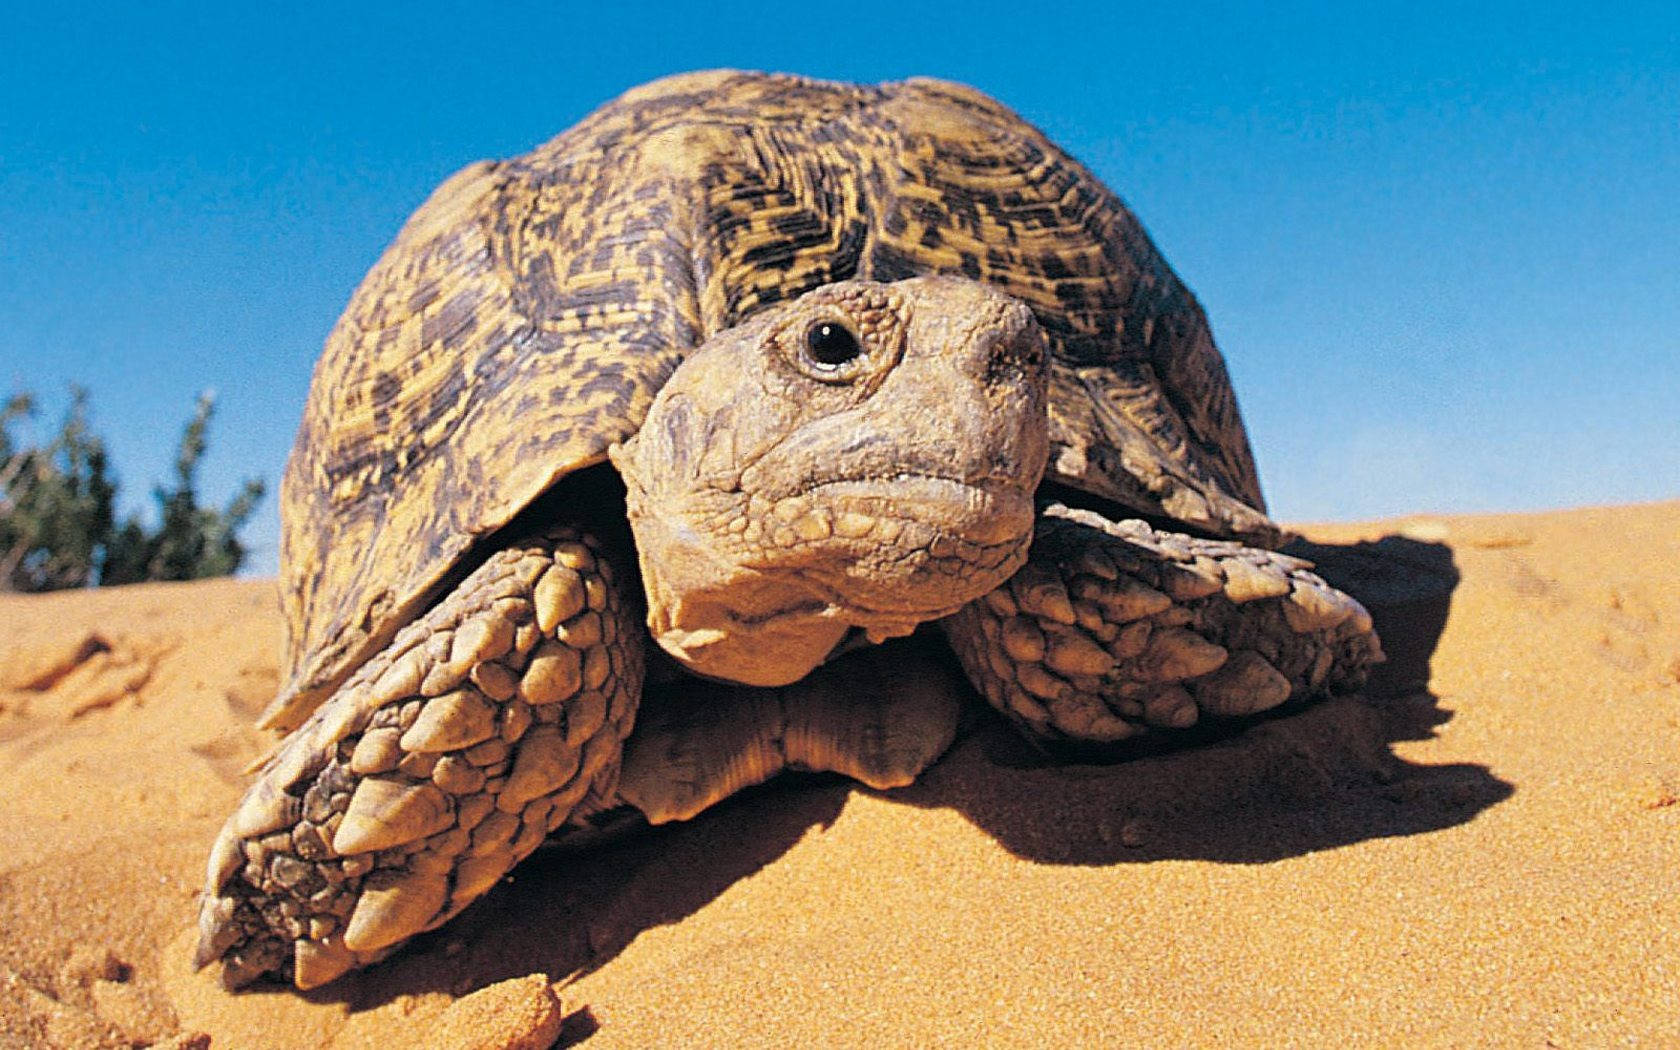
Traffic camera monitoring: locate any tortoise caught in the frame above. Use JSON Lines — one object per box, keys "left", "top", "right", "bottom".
{"left": 195, "top": 70, "right": 1381, "bottom": 989}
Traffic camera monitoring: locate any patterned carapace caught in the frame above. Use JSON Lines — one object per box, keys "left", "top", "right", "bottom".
{"left": 271, "top": 70, "right": 1275, "bottom": 733}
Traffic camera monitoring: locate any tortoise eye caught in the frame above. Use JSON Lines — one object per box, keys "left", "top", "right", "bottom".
{"left": 804, "top": 321, "right": 863, "bottom": 369}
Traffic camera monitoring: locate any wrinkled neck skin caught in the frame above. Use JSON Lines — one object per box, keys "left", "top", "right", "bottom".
{"left": 610, "top": 276, "right": 1050, "bottom": 687}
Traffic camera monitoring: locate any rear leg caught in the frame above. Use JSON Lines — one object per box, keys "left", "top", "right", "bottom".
{"left": 616, "top": 638, "right": 966, "bottom": 825}
{"left": 944, "top": 505, "right": 1383, "bottom": 747}
{"left": 195, "top": 526, "right": 642, "bottom": 989}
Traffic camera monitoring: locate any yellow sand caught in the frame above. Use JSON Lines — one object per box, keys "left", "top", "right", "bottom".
{"left": 1, "top": 502, "right": 1675, "bottom": 1048}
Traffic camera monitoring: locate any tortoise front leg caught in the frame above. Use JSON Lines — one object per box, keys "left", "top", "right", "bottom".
{"left": 195, "top": 526, "right": 642, "bottom": 989}
{"left": 942, "top": 506, "right": 1383, "bottom": 746}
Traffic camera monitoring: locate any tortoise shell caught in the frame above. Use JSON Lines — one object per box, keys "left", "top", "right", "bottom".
{"left": 266, "top": 70, "right": 1275, "bottom": 731}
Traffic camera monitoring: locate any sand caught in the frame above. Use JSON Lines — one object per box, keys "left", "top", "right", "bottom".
{"left": 1, "top": 501, "right": 1675, "bottom": 1048}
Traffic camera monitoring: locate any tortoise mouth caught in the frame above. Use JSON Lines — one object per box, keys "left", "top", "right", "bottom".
{"left": 731, "top": 471, "right": 1035, "bottom": 576}
{"left": 796, "top": 473, "right": 1034, "bottom": 549}
{"left": 722, "top": 472, "right": 1035, "bottom": 629}
{"left": 628, "top": 473, "right": 1036, "bottom": 687}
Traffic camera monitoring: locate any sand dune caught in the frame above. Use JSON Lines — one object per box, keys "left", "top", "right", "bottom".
{"left": 1, "top": 502, "right": 1676, "bottom": 1047}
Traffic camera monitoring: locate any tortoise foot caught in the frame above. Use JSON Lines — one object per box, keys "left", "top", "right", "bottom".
{"left": 943, "top": 506, "right": 1383, "bottom": 747}
{"left": 195, "top": 527, "right": 643, "bottom": 989}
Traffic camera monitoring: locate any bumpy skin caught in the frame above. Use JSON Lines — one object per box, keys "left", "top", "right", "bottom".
{"left": 268, "top": 70, "right": 1274, "bottom": 733}
{"left": 945, "top": 507, "right": 1383, "bottom": 745}
{"left": 197, "top": 529, "right": 641, "bottom": 989}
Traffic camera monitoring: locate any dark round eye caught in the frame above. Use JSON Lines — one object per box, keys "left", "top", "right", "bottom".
{"left": 804, "top": 321, "right": 862, "bottom": 369}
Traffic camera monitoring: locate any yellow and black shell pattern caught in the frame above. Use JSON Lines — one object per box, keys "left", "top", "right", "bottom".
{"left": 267, "top": 70, "right": 1278, "bottom": 731}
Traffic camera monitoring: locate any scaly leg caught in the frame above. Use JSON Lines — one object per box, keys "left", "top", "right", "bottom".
{"left": 195, "top": 527, "right": 642, "bottom": 989}
{"left": 943, "top": 505, "right": 1382, "bottom": 746}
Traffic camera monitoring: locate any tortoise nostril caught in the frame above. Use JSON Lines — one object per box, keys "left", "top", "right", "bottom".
{"left": 982, "top": 313, "right": 1048, "bottom": 387}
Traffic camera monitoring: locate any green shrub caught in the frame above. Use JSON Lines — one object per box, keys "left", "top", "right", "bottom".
{"left": 0, "top": 388, "right": 265, "bottom": 591}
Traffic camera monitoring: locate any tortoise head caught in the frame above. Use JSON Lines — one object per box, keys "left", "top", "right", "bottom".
{"left": 610, "top": 276, "right": 1050, "bottom": 686}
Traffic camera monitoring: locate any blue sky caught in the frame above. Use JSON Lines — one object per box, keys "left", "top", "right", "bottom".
{"left": 3, "top": 2, "right": 1676, "bottom": 576}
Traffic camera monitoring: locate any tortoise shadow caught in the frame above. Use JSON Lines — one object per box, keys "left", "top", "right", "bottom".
{"left": 893, "top": 532, "right": 1504, "bottom": 865}
{"left": 316, "top": 534, "right": 1501, "bottom": 1007}
{"left": 311, "top": 774, "right": 853, "bottom": 1011}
